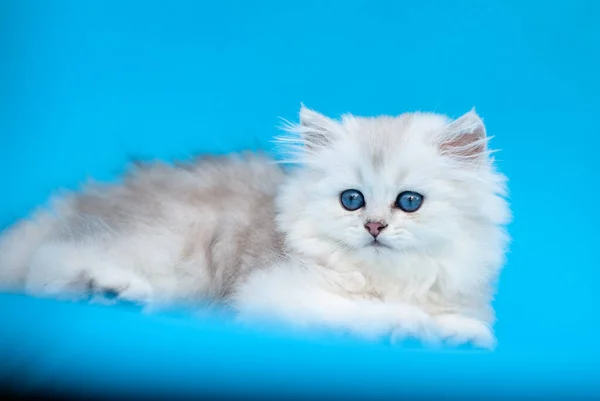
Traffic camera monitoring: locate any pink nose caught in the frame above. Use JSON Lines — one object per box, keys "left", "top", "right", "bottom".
{"left": 364, "top": 221, "right": 387, "bottom": 237}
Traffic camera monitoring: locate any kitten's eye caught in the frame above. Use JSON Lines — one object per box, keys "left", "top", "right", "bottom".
{"left": 396, "top": 191, "right": 424, "bottom": 212}
{"left": 340, "top": 189, "right": 365, "bottom": 211}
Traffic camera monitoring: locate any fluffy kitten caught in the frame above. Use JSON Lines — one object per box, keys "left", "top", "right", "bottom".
{"left": 0, "top": 106, "right": 510, "bottom": 348}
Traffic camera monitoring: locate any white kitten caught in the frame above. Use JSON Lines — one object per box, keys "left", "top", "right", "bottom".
{"left": 0, "top": 106, "right": 511, "bottom": 348}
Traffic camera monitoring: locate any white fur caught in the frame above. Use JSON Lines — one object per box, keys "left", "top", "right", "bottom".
{"left": 234, "top": 106, "right": 510, "bottom": 348}
{"left": 0, "top": 107, "right": 511, "bottom": 348}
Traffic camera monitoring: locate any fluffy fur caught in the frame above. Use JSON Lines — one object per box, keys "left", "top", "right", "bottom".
{"left": 0, "top": 106, "right": 511, "bottom": 348}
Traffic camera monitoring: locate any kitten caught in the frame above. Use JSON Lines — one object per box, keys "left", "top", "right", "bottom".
{"left": 0, "top": 106, "right": 511, "bottom": 348}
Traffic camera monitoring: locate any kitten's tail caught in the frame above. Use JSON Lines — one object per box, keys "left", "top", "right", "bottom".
{"left": 0, "top": 203, "right": 63, "bottom": 292}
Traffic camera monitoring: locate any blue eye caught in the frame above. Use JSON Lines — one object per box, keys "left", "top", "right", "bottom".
{"left": 396, "top": 191, "right": 424, "bottom": 212}
{"left": 340, "top": 189, "right": 365, "bottom": 211}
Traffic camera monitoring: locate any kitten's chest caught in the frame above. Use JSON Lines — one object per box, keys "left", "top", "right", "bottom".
{"left": 318, "top": 249, "right": 441, "bottom": 302}
{"left": 344, "top": 260, "right": 440, "bottom": 302}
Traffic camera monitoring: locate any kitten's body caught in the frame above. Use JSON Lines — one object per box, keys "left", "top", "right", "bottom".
{"left": 0, "top": 155, "right": 285, "bottom": 306}
{"left": 0, "top": 107, "right": 511, "bottom": 348}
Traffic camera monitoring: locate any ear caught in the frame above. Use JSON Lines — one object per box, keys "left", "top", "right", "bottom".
{"left": 438, "top": 108, "right": 488, "bottom": 161}
{"left": 297, "top": 104, "right": 339, "bottom": 151}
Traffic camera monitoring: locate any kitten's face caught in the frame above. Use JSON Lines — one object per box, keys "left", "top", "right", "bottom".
{"left": 277, "top": 107, "right": 509, "bottom": 266}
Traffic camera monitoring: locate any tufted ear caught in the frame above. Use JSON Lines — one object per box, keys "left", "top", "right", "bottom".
{"left": 297, "top": 104, "right": 340, "bottom": 151}
{"left": 275, "top": 104, "right": 341, "bottom": 163}
{"left": 438, "top": 108, "right": 489, "bottom": 162}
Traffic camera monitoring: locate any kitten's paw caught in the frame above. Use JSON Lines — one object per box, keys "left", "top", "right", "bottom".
{"left": 433, "top": 314, "right": 496, "bottom": 349}
{"left": 390, "top": 306, "right": 438, "bottom": 345}
{"left": 90, "top": 271, "right": 154, "bottom": 306}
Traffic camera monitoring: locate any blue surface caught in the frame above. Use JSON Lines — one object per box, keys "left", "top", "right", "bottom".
{"left": 1, "top": 0, "right": 599, "bottom": 399}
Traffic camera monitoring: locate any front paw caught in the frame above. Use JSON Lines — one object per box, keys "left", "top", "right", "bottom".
{"left": 433, "top": 314, "right": 496, "bottom": 349}
{"left": 390, "top": 305, "right": 438, "bottom": 345}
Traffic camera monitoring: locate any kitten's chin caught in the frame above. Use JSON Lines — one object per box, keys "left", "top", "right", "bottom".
{"left": 358, "top": 240, "right": 398, "bottom": 259}
{"left": 367, "top": 240, "right": 392, "bottom": 249}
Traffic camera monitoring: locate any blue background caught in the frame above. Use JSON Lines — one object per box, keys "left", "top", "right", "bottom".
{"left": 1, "top": 0, "right": 599, "bottom": 399}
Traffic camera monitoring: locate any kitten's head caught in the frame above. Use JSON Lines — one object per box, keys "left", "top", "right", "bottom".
{"left": 275, "top": 105, "right": 510, "bottom": 272}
